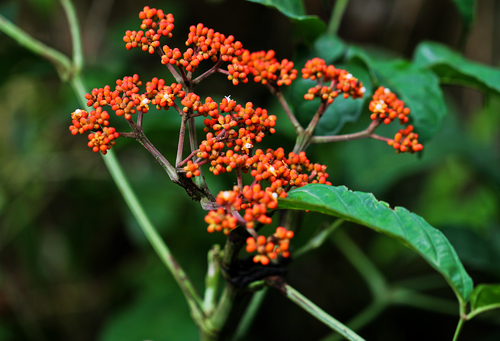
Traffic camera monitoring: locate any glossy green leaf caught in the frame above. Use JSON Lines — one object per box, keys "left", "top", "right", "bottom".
{"left": 468, "top": 284, "right": 500, "bottom": 319}
{"left": 450, "top": 0, "right": 476, "bottom": 31}
{"left": 413, "top": 41, "right": 500, "bottom": 95}
{"left": 246, "top": 0, "right": 325, "bottom": 42}
{"left": 279, "top": 184, "right": 473, "bottom": 303}
{"left": 313, "top": 34, "right": 346, "bottom": 64}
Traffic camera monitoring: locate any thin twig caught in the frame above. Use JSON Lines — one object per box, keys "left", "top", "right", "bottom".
{"left": 273, "top": 88, "right": 304, "bottom": 134}
{"left": 176, "top": 115, "right": 189, "bottom": 166}
{"left": 311, "top": 118, "right": 382, "bottom": 144}
{"left": 193, "top": 58, "right": 225, "bottom": 85}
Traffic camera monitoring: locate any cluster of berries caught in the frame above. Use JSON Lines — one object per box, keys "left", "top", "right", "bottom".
{"left": 231, "top": 49, "right": 298, "bottom": 87}
{"left": 368, "top": 87, "right": 423, "bottom": 153}
{"left": 302, "top": 57, "right": 366, "bottom": 101}
{"left": 369, "top": 87, "right": 410, "bottom": 124}
{"left": 201, "top": 145, "right": 331, "bottom": 264}
{"left": 246, "top": 227, "right": 294, "bottom": 265}
{"left": 84, "top": 74, "right": 146, "bottom": 121}
{"left": 123, "top": 6, "right": 175, "bottom": 54}
{"left": 194, "top": 98, "right": 277, "bottom": 175}
{"left": 387, "top": 125, "right": 423, "bottom": 153}
{"left": 161, "top": 23, "right": 245, "bottom": 74}
{"left": 69, "top": 109, "right": 118, "bottom": 154}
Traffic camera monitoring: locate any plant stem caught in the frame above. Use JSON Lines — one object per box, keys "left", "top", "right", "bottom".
{"left": 177, "top": 115, "right": 189, "bottom": 166}
{"left": 193, "top": 58, "right": 224, "bottom": 85}
{"left": 453, "top": 317, "right": 465, "bottom": 341}
{"left": 295, "top": 219, "right": 344, "bottom": 258}
{"left": 231, "top": 288, "right": 268, "bottom": 341}
{"left": 273, "top": 88, "right": 304, "bottom": 134}
{"left": 321, "top": 301, "right": 386, "bottom": 341}
{"left": 101, "top": 145, "right": 205, "bottom": 317}
{"left": 311, "top": 119, "right": 381, "bottom": 144}
{"left": 332, "top": 230, "right": 387, "bottom": 297}
{"left": 268, "top": 280, "right": 366, "bottom": 341}
{"left": 293, "top": 101, "right": 328, "bottom": 153}
{"left": 328, "top": 0, "right": 350, "bottom": 36}
{"left": 60, "top": 0, "right": 83, "bottom": 74}
{"left": 203, "top": 245, "right": 222, "bottom": 315}
{"left": 452, "top": 301, "right": 468, "bottom": 341}
{"left": 0, "top": 13, "right": 72, "bottom": 80}
{"left": 126, "top": 119, "right": 179, "bottom": 181}
{"left": 0, "top": 0, "right": 209, "bottom": 330}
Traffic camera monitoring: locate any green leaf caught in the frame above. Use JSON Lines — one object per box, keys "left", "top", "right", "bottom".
{"left": 468, "top": 284, "right": 500, "bottom": 319}
{"left": 450, "top": 0, "right": 476, "bottom": 31}
{"left": 246, "top": 0, "right": 325, "bottom": 42}
{"left": 279, "top": 184, "right": 473, "bottom": 303}
{"left": 413, "top": 41, "right": 500, "bottom": 95}
{"left": 313, "top": 34, "right": 346, "bottom": 64}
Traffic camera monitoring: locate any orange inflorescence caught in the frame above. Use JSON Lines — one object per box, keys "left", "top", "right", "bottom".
{"left": 302, "top": 58, "right": 365, "bottom": 101}
{"left": 195, "top": 98, "right": 277, "bottom": 175}
{"left": 232, "top": 50, "right": 298, "bottom": 87}
{"left": 147, "top": 78, "right": 186, "bottom": 110}
{"left": 87, "top": 127, "right": 119, "bottom": 155}
{"left": 387, "top": 125, "right": 423, "bottom": 153}
{"left": 161, "top": 23, "right": 245, "bottom": 76}
{"left": 368, "top": 87, "right": 423, "bottom": 153}
{"left": 85, "top": 74, "right": 145, "bottom": 120}
{"left": 246, "top": 227, "right": 294, "bottom": 265}
{"left": 369, "top": 87, "right": 410, "bottom": 125}
{"left": 69, "top": 108, "right": 118, "bottom": 155}
{"left": 123, "top": 7, "right": 175, "bottom": 54}
{"left": 71, "top": 6, "right": 427, "bottom": 267}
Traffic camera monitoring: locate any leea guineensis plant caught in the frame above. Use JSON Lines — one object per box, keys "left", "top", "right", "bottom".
{"left": 2, "top": 0, "right": 500, "bottom": 340}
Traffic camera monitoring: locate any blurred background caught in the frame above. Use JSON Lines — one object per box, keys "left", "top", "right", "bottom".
{"left": 0, "top": 0, "right": 499, "bottom": 340}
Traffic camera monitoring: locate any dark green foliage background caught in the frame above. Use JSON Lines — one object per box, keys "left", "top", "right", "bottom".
{"left": 0, "top": 0, "right": 499, "bottom": 340}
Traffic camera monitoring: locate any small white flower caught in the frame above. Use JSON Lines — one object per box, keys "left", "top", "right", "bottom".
{"left": 375, "top": 103, "right": 383, "bottom": 111}
{"left": 222, "top": 191, "right": 230, "bottom": 200}
{"left": 225, "top": 95, "right": 232, "bottom": 101}
{"left": 75, "top": 109, "right": 81, "bottom": 114}
{"left": 384, "top": 88, "right": 391, "bottom": 94}
{"left": 360, "top": 87, "right": 366, "bottom": 94}
{"left": 142, "top": 98, "right": 149, "bottom": 105}
{"left": 244, "top": 142, "right": 253, "bottom": 149}
{"left": 272, "top": 192, "right": 278, "bottom": 200}
{"left": 345, "top": 73, "right": 353, "bottom": 79}
{"left": 380, "top": 100, "right": 385, "bottom": 104}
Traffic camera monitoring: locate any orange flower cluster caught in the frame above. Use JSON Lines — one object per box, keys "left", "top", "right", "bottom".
{"left": 123, "top": 6, "right": 174, "bottom": 54}
{"left": 246, "top": 227, "right": 294, "bottom": 265}
{"left": 369, "top": 87, "right": 410, "bottom": 125}
{"left": 387, "top": 125, "right": 423, "bottom": 153}
{"left": 202, "top": 147, "right": 331, "bottom": 254}
{"left": 161, "top": 23, "right": 245, "bottom": 74}
{"left": 85, "top": 75, "right": 145, "bottom": 120}
{"left": 195, "top": 98, "right": 277, "bottom": 175}
{"left": 369, "top": 87, "right": 423, "bottom": 153}
{"left": 147, "top": 78, "right": 186, "bottom": 110}
{"left": 85, "top": 75, "right": 188, "bottom": 120}
{"left": 302, "top": 58, "right": 365, "bottom": 101}
{"left": 87, "top": 127, "right": 119, "bottom": 154}
{"left": 69, "top": 109, "right": 118, "bottom": 155}
{"left": 232, "top": 50, "right": 298, "bottom": 87}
